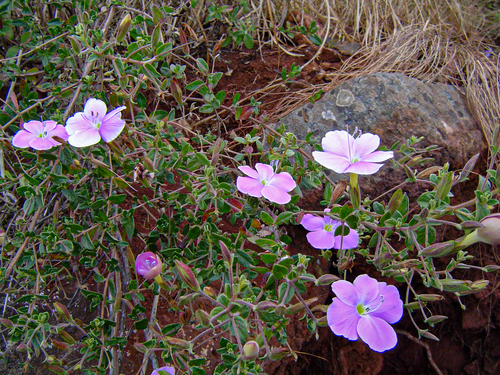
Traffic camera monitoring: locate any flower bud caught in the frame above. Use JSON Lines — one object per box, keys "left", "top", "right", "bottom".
{"left": 166, "top": 337, "right": 191, "bottom": 350}
{"left": 286, "top": 297, "right": 318, "bottom": 315}
{"left": 203, "top": 286, "right": 216, "bottom": 299}
{"left": 315, "top": 274, "right": 340, "bottom": 286}
{"left": 274, "top": 304, "right": 286, "bottom": 316}
{"left": 242, "top": 340, "right": 260, "bottom": 361}
{"left": 116, "top": 14, "right": 132, "bottom": 43}
{"left": 254, "top": 301, "right": 277, "bottom": 312}
{"left": 135, "top": 252, "right": 163, "bottom": 280}
{"left": 439, "top": 279, "right": 472, "bottom": 293}
{"left": 424, "top": 315, "right": 448, "bottom": 325}
{"left": 460, "top": 221, "right": 484, "bottom": 230}
{"left": 53, "top": 302, "right": 72, "bottom": 322}
{"left": 170, "top": 78, "right": 183, "bottom": 106}
{"left": 476, "top": 214, "right": 500, "bottom": 245}
{"left": 175, "top": 260, "right": 200, "bottom": 291}
{"left": 404, "top": 301, "right": 425, "bottom": 311}
{"left": 417, "top": 294, "right": 444, "bottom": 302}
{"left": 195, "top": 309, "right": 210, "bottom": 327}
{"left": 269, "top": 347, "right": 289, "bottom": 361}
{"left": 419, "top": 241, "right": 456, "bottom": 257}
{"left": 316, "top": 316, "right": 329, "bottom": 327}
{"left": 219, "top": 240, "right": 232, "bottom": 264}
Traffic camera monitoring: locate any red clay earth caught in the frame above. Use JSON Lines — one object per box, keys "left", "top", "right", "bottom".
{"left": 12, "top": 46, "right": 500, "bottom": 374}
{"left": 118, "top": 46, "right": 500, "bottom": 374}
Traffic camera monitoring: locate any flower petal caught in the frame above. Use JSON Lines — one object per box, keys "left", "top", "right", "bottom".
{"left": 306, "top": 229, "right": 336, "bottom": 249}
{"left": 268, "top": 172, "right": 296, "bottom": 192}
{"left": 29, "top": 137, "right": 57, "bottom": 150}
{"left": 357, "top": 316, "right": 398, "bottom": 352}
{"left": 312, "top": 151, "right": 351, "bottom": 173}
{"left": 261, "top": 185, "right": 291, "bottom": 204}
{"left": 370, "top": 283, "right": 403, "bottom": 324}
{"left": 49, "top": 125, "right": 69, "bottom": 141}
{"left": 331, "top": 280, "right": 360, "bottom": 307}
{"left": 333, "top": 228, "right": 359, "bottom": 249}
{"left": 321, "top": 130, "right": 353, "bottom": 158}
{"left": 68, "top": 128, "right": 101, "bottom": 147}
{"left": 43, "top": 120, "right": 58, "bottom": 132}
{"left": 255, "top": 163, "right": 274, "bottom": 181}
{"left": 359, "top": 150, "right": 394, "bottom": 163}
{"left": 344, "top": 161, "right": 383, "bottom": 175}
{"left": 152, "top": 366, "right": 176, "bottom": 375}
{"left": 327, "top": 298, "right": 360, "bottom": 340}
{"left": 301, "top": 215, "right": 326, "bottom": 231}
{"left": 84, "top": 98, "right": 107, "bottom": 120}
{"left": 353, "top": 275, "right": 380, "bottom": 305}
{"left": 23, "top": 120, "right": 43, "bottom": 135}
{"left": 238, "top": 166, "right": 261, "bottom": 180}
{"left": 352, "top": 133, "right": 380, "bottom": 159}
{"left": 100, "top": 106, "right": 126, "bottom": 142}
{"left": 236, "top": 176, "right": 263, "bottom": 197}
{"left": 12, "top": 130, "right": 37, "bottom": 148}
{"left": 65, "top": 112, "right": 93, "bottom": 135}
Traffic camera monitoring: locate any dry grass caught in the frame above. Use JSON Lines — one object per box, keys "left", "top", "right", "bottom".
{"left": 262, "top": 0, "right": 499, "bottom": 142}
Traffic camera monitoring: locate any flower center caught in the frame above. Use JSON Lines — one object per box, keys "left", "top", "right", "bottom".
{"left": 324, "top": 224, "right": 333, "bottom": 232}
{"left": 357, "top": 295, "right": 385, "bottom": 316}
{"left": 356, "top": 303, "right": 367, "bottom": 315}
{"left": 145, "top": 258, "right": 158, "bottom": 270}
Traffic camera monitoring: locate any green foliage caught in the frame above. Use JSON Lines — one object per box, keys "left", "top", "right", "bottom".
{"left": 0, "top": 1, "right": 498, "bottom": 374}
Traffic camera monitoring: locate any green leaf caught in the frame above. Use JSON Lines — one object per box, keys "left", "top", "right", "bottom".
{"left": 235, "top": 249, "right": 255, "bottom": 267}
{"left": 80, "top": 233, "right": 95, "bottom": 250}
{"left": 195, "top": 153, "right": 210, "bottom": 167}
{"left": 243, "top": 34, "right": 254, "bottom": 49}
{"left": 260, "top": 211, "right": 274, "bottom": 225}
{"left": 108, "top": 194, "right": 126, "bottom": 204}
{"left": 186, "top": 80, "right": 204, "bottom": 91}
{"left": 275, "top": 212, "right": 293, "bottom": 225}
{"left": 272, "top": 264, "right": 288, "bottom": 280}
{"left": 134, "top": 318, "right": 149, "bottom": 330}
{"left": 260, "top": 253, "right": 277, "bottom": 263}
{"left": 278, "top": 282, "right": 294, "bottom": 303}
{"left": 196, "top": 58, "right": 209, "bottom": 74}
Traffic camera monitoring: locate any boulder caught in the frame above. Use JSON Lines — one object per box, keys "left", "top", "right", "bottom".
{"left": 275, "top": 72, "right": 486, "bottom": 198}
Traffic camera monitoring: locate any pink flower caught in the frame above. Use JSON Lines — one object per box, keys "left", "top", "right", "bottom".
{"left": 301, "top": 211, "right": 358, "bottom": 249}
{"left": 236, "top": 163, "right": 296, "bottom": 204}
{"left": 11, "top": 120, "right": 68, "bottom": 150}
{"left": 151, "top": 366, "right": 175, "bottom": 375}
{"left": 135, "top": 252, "right": 163, "bottom": 280}
{"left": 312, "top": 130, "right": 393, "bottom": 175}
{"left": 65, "top": 98, "right": 126, "bottom": 147}
{"left": 327, "top": 274, "right": 403, "bottom": 352}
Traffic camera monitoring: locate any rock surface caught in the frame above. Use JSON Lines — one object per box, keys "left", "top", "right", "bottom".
{"left": 275, "top": 72, "right": 486, "bottom": 199}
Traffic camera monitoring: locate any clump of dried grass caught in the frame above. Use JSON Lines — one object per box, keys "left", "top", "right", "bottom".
{"left": 267, "top": 0, "right": 499, "bottom": 142}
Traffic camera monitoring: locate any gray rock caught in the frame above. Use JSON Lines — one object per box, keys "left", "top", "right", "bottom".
{"left": 276, "top": 72, "right": 486, "bottom": 198}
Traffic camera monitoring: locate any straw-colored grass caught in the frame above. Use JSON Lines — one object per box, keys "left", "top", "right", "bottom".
{"left": 257, "top": 0, "right": 499, "bottom": 142}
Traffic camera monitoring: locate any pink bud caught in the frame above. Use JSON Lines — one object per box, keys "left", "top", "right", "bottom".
{"left": 477, "top": 214, "right": 500, "bottom": 245}
{"left": 135, "top": 252, "right": 163, "bottom": 279}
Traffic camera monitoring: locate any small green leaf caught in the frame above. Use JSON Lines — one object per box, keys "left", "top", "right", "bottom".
{"left": 260, "top": 211, "right": 274, "bottom": 225}
{"left": 186, "top": 80, "right": 204, "bottom": 91}
{"left": 275, "top": 212, "right": 293, "bottom": 225}
{"left": 134, "top": 318, "right": 149, "bottom": 330}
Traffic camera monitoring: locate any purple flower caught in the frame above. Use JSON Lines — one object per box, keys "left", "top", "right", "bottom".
{"left": 312, "top": 130, "right": 393, "bottom": 175}
{"left": 327, "top": 274, "right": 403, "bottom": 352}
{"left": 152, "top": 366, "right": 175, "bottom": 375}
{"left": 236, "top": 163, "right": 296, "bottom": 204}
{"left": 301, "top": 210, "right": 358, "bottom": 249}
{"left": 135, "top": 252, "right": 163, "bottom": 280}
{"left": 65, "top": 98, "right": 126, "bottom": 147}
{"left": 11, "top": 120, "right": 69, "bottom": 150}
